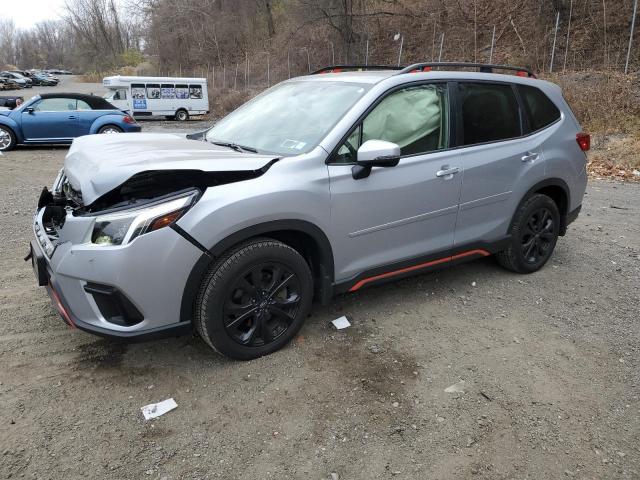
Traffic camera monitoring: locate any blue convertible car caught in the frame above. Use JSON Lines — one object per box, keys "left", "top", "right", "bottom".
{"left": 0, "top": 93, "right": 141, "bottom": 151}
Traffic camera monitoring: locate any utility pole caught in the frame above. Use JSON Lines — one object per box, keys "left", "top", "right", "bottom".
{"left": 489, "top": 25, "right": 496, "bottom": 63}
{"left": 438, "top": 33, "right": 445, "bottom": 62}
{"left": 549, "top": 11, "right": 560, "bottom": 73}
{"left": 626, "top": 0, "right": 638, "bottom": 74}
{"left": 394, "top": 33, "right": 404, "bottom": 66}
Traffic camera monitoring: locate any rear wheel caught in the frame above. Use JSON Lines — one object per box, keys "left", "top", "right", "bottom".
{"left": 175, "top": 109, "right": 189, "bottom": 121}
{"left": 0, "top": 125, "right": 16, "bottom": 151}
{"left": 195, "top": 238, "right": 313, "bottom": 360}
{"left": 497, "top": 193, "right": 560, "bottom": 273}
{"left": 98, "top": 125, "right": 123, "bottom": 134}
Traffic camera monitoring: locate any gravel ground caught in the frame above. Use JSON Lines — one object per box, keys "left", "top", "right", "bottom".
{"left": 0, "top": 78, "right": 639, "bottom": 480}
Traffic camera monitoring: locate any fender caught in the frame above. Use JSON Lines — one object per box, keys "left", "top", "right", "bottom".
{"left": 178, "top": 219, "right": 335, "bottom": 323}
{"left": 511, "top": 177, "right": 571, "bottom": 233}
{"left": 0, "top": 114, "right": 24, "bottom": 143}
{"left": 90, "top": 114, "right": 128, "bottom": 134}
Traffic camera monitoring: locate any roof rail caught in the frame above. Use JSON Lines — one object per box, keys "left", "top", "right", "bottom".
{"left": 311, "top": 65, "right": 401, "bottom": 75}
{"left": 398, "top": 62, "right": 536, "bottom": 78}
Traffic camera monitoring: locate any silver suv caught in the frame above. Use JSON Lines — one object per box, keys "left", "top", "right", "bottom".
{"left": 29, "top": 63, "right": 589, "bottom": 360}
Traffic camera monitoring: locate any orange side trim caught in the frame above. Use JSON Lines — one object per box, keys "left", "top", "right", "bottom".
{"left": 348, "top": 249, "right": 490, "bottom": 292}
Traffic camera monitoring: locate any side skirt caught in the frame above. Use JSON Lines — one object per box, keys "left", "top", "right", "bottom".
{"left": 333, "top": 237, "right": 510, "bottom": 294}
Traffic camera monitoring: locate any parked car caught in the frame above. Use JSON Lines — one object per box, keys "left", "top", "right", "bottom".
{"left": 0, "top": 72, "right": 29, "bottom": 89}
{"left": 2, "top": 71, "right": 32, "bottom": 88}
{"left": 0, "top": 96, "right": 24, "bottom": 109}
{"left": 28, "top": 62, "right": 588, "bottom": 360}
{"left": 31, "top": 73, "right": 59, "bottom": 86}
{"left": 0, "top": 93, "right": 140, "bottom": 151}
{"left": 0, "top": 78, "right": 19, "bottom": 91}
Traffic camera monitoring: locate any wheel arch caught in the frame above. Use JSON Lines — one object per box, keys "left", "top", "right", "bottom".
{"left": 0, "top": 116, "right": 22, "bottom": 143}
{"left": 516, "top": 178, "right": 571, "bottom": 235}
{"left": 90, "top": 114, "right": 126, "bottom": 134}
{"left": 180, "top": 220, "right": 335, "bottom": 324}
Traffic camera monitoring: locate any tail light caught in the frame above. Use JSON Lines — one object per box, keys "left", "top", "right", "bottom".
{"left": 576, "top": 132, "right": 590, "bottom": 152}
{"left": 123, "top": 115, "right": 136, "bottom": 124}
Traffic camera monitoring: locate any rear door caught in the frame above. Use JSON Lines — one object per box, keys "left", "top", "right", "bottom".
{"left": 453, "top": 81, "right": 546, "bottom": 246}
{"left": 21, "top": 97, "right": 79, "bottom": 140}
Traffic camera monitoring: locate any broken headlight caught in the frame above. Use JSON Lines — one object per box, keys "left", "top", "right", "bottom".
{"left": 91, "top": 191, "right": 198, "bottom": 246}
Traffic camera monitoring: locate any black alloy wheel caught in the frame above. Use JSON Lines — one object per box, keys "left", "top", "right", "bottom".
{"left": 497, "top": 193, "right": 560, "bottom": 273}
{"left": 195, "top": 238, "right": 313, "bottom": 360}
{"left": 520, "top": 207, "right": 555, "bottom": 264}
{"left": 223, "top": 262, "right": 302, "bottom": 346}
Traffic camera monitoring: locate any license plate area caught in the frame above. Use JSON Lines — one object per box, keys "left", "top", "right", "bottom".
{"left": 30, "top": 240, "right": 48, "bottom": 287}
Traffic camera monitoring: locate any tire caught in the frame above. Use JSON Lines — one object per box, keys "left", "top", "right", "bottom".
{"left": 497, "top": 193, "right": 560, "bottom": 274}
{"left": 195, "top": 238, "right": 313, "bottom": 360}
{"left": 0, "top": 125, "right": 16, "bottom": 151}
{"left": 98, "top": 125, "right": 123, "bottom": 134}
{"left": 175, "top": 109, "right": 189, "bottom": 121}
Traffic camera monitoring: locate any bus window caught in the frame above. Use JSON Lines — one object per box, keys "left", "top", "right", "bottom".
{"left": 146, "top": 83, "right": 161, "bottom": 99}
{"left": 189, "top": 85, "right": 203, "bottom": 99}
{"left": 113, "top": 89, "right": 127, "bottom": 100}
{"left": 131, "top": 84, "right": 146, "bottom": 99}
{"left": 175, "top": 84, "right": 189, "bottom": 99}
{"left": 161, "top": 84, "right": 175, "bottom": 99}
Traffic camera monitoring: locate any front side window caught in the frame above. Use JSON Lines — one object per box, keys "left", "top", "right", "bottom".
{"left": 518, "top": 85, "right": 560, "bottom": 132}
{"left": 459, "top": 82, "right": 522, "bottom": 145}
{"left": 334, "top": 83, "right": 449, "bottom": 163}
{"left": 205, "top": 80, "right": 371, "bottom": 155}
{"left": 33, "top": 98, "right": 77, "bottom": 111}
{"left": 113, "top": 89, "right": 127, "bottom": 101}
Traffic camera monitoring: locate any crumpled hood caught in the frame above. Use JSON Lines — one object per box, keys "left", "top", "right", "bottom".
{"left": 64, "top": 133, "right": 278, "bottom": 205}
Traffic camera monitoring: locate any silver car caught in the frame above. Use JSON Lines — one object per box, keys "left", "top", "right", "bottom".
{"left": 29, "top": 63, "right": 589, "bottom": 359}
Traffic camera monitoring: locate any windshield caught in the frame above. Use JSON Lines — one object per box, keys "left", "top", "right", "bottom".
{"left": 205, "top": 80, "right": 371, "bottom": 155}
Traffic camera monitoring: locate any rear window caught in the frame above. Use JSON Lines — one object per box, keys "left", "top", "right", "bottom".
{"left": 518, "top": 85, "right": 561, "bottom": 132}
{"left": 459, "top": 82, "right": 522, "bottom": 145}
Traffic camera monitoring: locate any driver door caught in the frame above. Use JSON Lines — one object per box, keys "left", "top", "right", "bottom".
{"left": 21, "top": 97, "right": 79, "bottom": 140}
{"left": 328, "top": 82, "right": 463, "bottom": 283}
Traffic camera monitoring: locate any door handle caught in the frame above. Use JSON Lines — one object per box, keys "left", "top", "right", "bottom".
{"left": 521, "top": 151, "right": 539, "bottom": 163}
{"left": 68, "top": 115, "right": 77, "bottom": 119}
{"left": 436, "top": 166, "right": 461, "bottom": 179}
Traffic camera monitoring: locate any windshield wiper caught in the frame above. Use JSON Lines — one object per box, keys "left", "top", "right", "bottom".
{"left": 210, "top": 141, "right": 258, "bottom": 154}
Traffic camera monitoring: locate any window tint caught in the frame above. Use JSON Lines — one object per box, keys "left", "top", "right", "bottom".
{"left": 518, "top": 85, "right": 561, "bottom": 131}
{"left": 189, "top": 85, "right": 203, "bottom": 99}
{"left": 34, "top": 98, "right": 77, "bottom": 111}
{"left": 146, "top": 83, "right": 161, "bottom": 99}
{"left": 459, "top": 82, "right": 521, "bottom": 145}
{"left": 334, "top": 83, "right": 449, "bottom": 163}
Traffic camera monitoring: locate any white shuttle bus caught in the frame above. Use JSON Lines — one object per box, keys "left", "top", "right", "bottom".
{"left": 102, "top": 75, "right": 209, "bottom": 121}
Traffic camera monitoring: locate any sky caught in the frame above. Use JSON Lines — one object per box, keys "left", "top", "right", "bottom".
{"left": 4, "top": 0, "right": 69, "bottom": 29}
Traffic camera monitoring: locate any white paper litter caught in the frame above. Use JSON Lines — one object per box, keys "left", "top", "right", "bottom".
{"left": 331, "top": 316, "right": 351, "bottom": 330}
{"left": 444, "top": 380, "right": 466, "bottom": 394}
{"left": 141, "top": 398, "right": 178, "bottom": 420}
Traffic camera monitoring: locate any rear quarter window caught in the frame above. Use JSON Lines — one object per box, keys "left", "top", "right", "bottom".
{"left": 518, "top": 85, "right": 561, "bottom": 132}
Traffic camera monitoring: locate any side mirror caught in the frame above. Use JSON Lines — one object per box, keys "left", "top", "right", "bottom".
{"left": 352, "top": 140, "right": 401, "bottom": 179}
{"left": 26, "top": 107, "right": 35, "bottom": 114}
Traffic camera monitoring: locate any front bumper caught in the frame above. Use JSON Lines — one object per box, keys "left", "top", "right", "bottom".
{"left": 30, "top": 208, "right": 200, "bottom": 341}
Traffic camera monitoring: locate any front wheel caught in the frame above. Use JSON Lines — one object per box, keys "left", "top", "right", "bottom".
{"left": 98, "top": 125, "right": 123, "bottom": 134}
{"left": 497, "top": 193, "right": 560, "bottom": 273}
{"left": 0, "top": 125, "right": 16, "bottom": 151}
{"left": 195, "top": 238, "right": 313, "bottom": 360}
